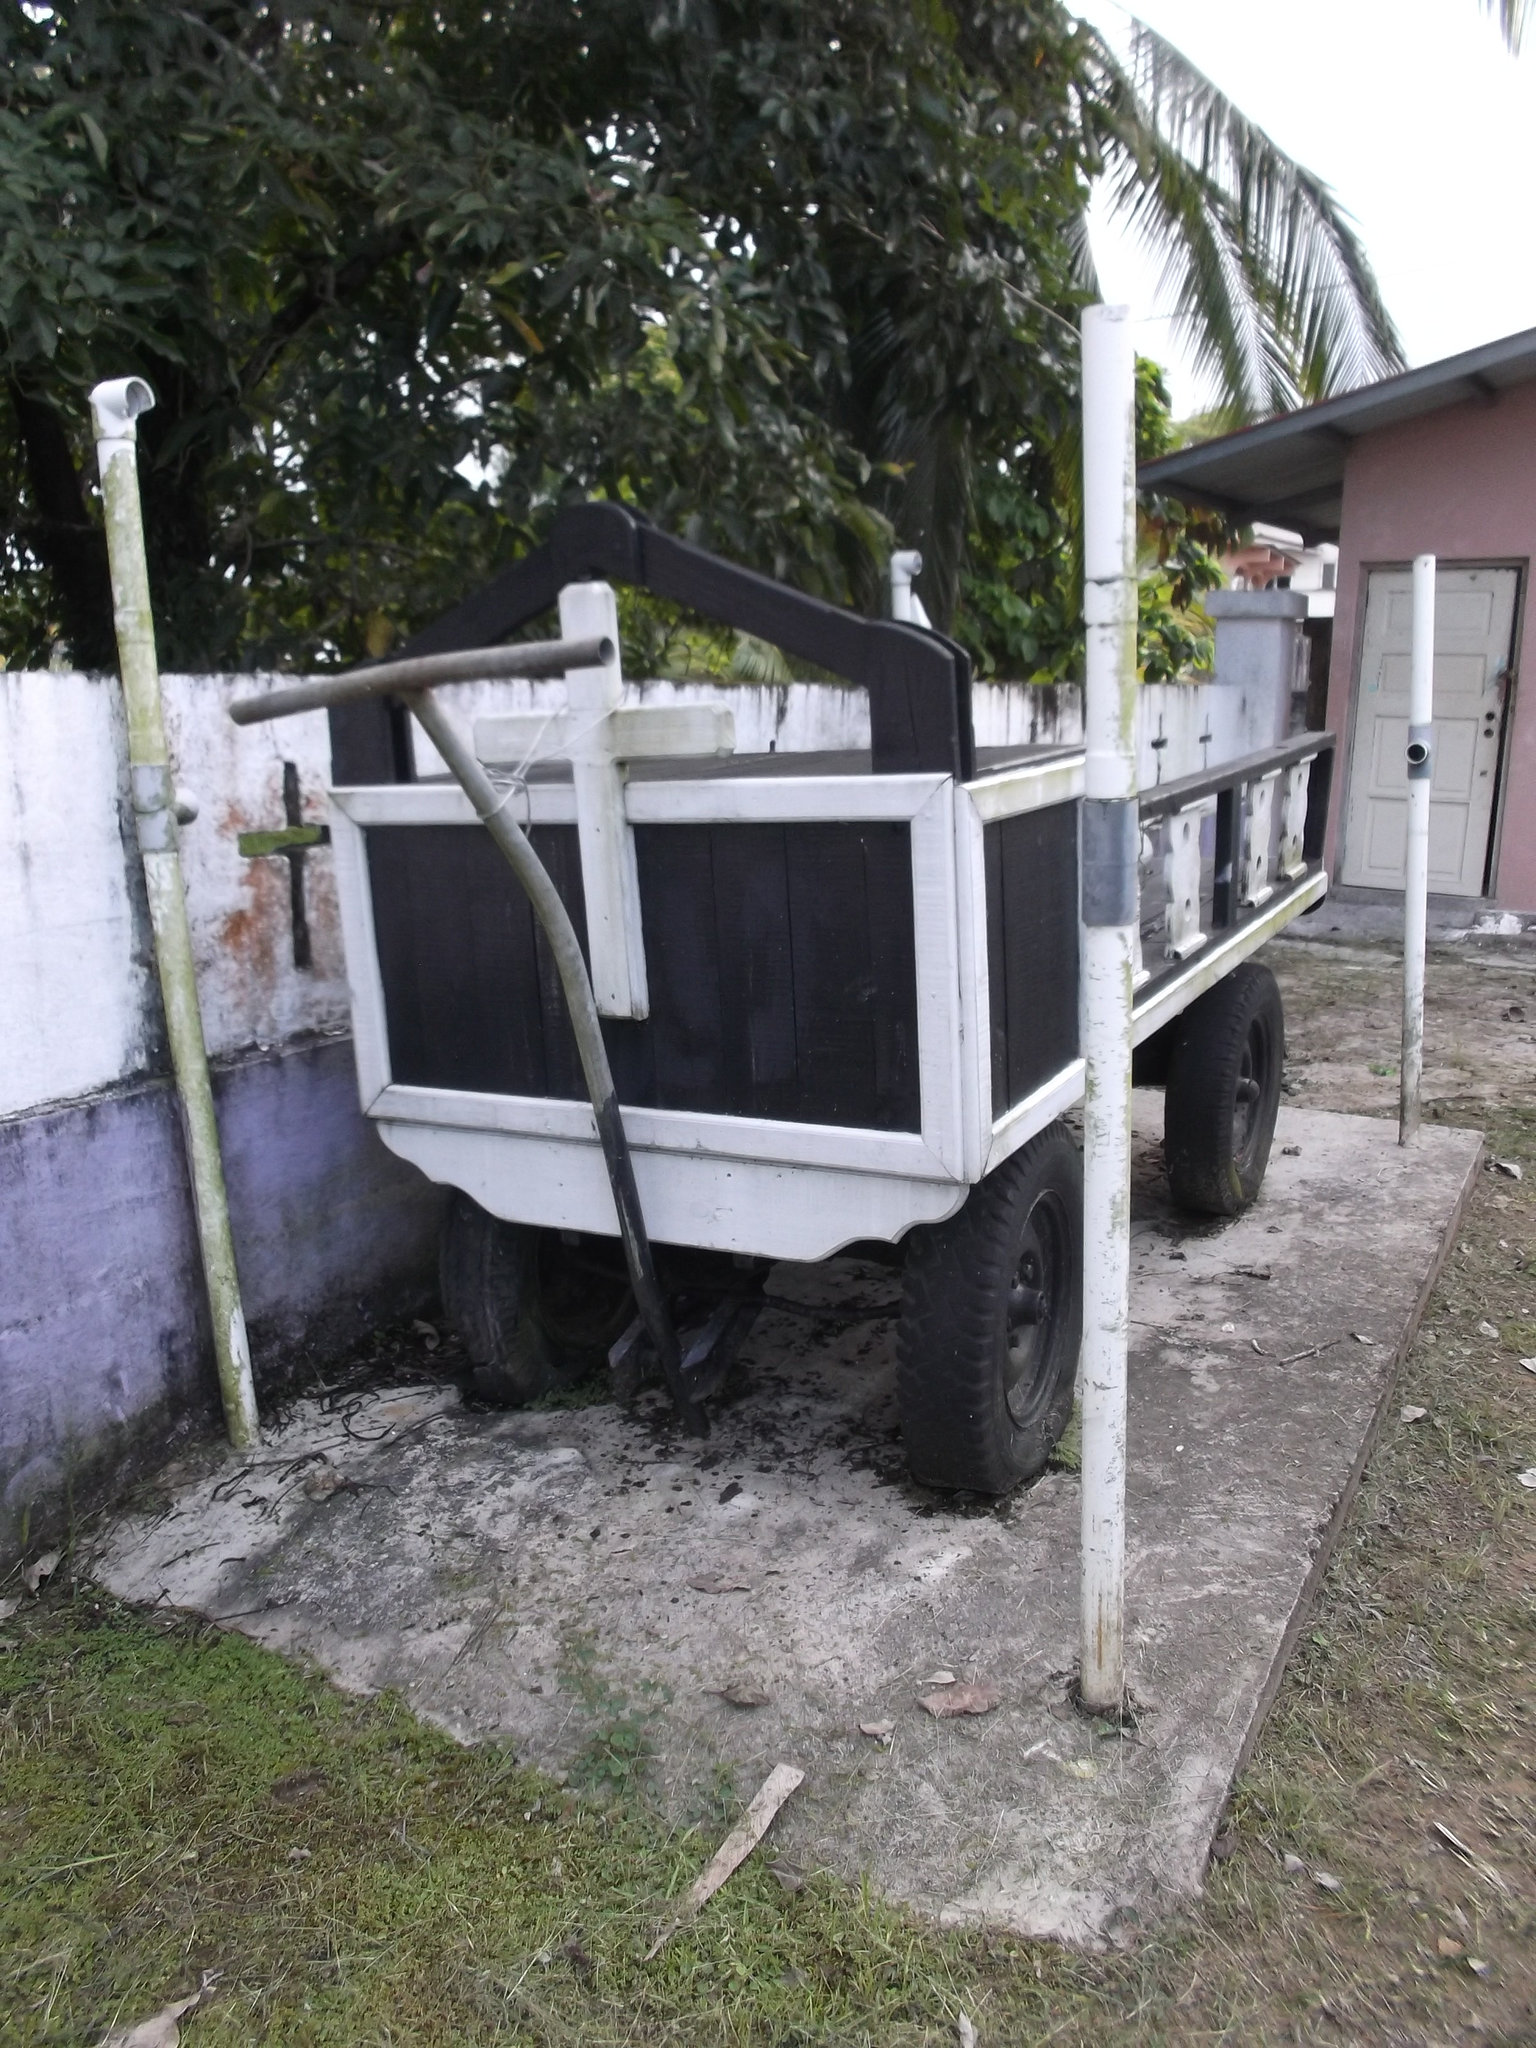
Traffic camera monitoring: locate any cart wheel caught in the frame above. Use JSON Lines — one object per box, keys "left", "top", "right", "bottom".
{"left": 439, "top": 1195, "right": 634, "bottom": 1404}
{"left": 1163, "top": 962, "right": 1284, "bottom": 1217}
{"left": 897, "top": 1122, "right": 1083, "bottom": 1495}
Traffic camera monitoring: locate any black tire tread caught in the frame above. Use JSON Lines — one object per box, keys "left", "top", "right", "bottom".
{"left": 1163, "top": 962, "right": 1284, "bottom": 1216}
{"left": 897, "top": 1125, "right": 1082, "bottom": 1495}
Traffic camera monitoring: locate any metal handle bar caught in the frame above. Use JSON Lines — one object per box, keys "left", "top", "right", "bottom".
{"left": 227, "top": 633, "right": 707, "bottom": 1437}
{"left": 228, "top": 633, "right": 614, "bottom": 726}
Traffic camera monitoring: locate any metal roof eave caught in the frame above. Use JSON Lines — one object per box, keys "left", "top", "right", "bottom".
{"left": 1138, "top": 324, "right": 1536, "bottom": 539}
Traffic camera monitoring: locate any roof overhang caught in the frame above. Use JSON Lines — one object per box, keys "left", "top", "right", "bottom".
{"left": 1138, "top": 326, "right": 1536, "bottom": 541}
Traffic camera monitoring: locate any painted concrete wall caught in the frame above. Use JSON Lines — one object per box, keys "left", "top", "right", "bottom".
{"left": 2, "top": 671, "right": 441, "bottom": 1564}
{"left": 413, "top": 672, "right": 1283, "bottom": 793}
{"left": 1, "top": 1042, "right": 441, "bottom": 1560}
{"left": 1325, "top": 379, "right": 1536, "bottom": 909}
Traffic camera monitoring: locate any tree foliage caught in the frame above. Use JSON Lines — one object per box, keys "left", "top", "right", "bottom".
{"left": 0, "top": 2, "right": 1390, "bottom": 681}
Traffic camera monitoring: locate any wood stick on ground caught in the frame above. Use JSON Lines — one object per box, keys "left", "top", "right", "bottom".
{"left": 646, "top": 1764, "right": 805, "bottom": 1958}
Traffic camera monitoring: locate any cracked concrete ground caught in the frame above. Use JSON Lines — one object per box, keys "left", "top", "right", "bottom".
{"left": 92, "top": 1097, "right": 1481, "bottom": 1948}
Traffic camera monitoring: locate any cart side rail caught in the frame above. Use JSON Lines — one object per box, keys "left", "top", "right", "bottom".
{"left": 1133, "top": 730, "right": 1334, "bottom": 1009}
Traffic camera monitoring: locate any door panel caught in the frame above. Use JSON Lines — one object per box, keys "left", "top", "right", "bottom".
{"left": 1342, "top": 566, "right": 1517, "bottom": 896}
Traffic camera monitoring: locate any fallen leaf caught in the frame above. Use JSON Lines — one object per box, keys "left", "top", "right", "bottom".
{"left": 858, "top": 1719, "right": 896, "bottom": 1742}
{"left": 958, "top": 2017, "right": 979, "bottom": 2048}
{"left": 95, "top": 1991, "right": 201, "bottom": 2047}
{"left": 1060, "top": 1756, "right": 1098, "bottom": 1780}
{"left": 1437, "top": 1936, "right": 1465, "bottom": 1959}
{"left": 645, "top": 1763, "right": 804, "bottom": 1957}
{"left": 1477, "top": 1320, "right": 1500, "bottom": 1339}
{"left": 1518, "top": 1469, "right": 1536, "bottom": 1490}
{"left": 1467, "top": 1958, "right": 1491, "bottom": 1978}
{"left": 923, "top": 1669, "right": 957, "bottom": 1687}
{"left": 919, "top": 1681, "right": 1001, "bottom": 1719}
{"left": 1400, "top": 1405, "right": 1428, "bottom": 1425}
{"left": 1351, "top": 1332, "right": 1376, "bottom": 1346}
{"left": 710, "top": 1684, "right": 769, "bottom": 1709}
{"left": 768, "top": 1860, "right": 804, "bottom": 1892}
{"left": 1490, "top": 1158, "right": 1523, "bottom": 1180}
{"left": 686, "top": 1573, "right": 752, "bottom": 1595}
{"left": 1314, "top": 1871, "right": 1342, "bottom": 1893}
{"left": 1282, "top": 1853, "right": 1306, "bottom": 1876}
{"left": 1519, "top": 1358, "right": 1536, "bottom": 1374}
{"left": 23, "top": 1551, "right": 60, "bottom": 1596}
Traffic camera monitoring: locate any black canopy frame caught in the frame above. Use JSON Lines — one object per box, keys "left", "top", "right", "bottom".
{"left": 329, "top": 501, "right": 974, "bottom": 786}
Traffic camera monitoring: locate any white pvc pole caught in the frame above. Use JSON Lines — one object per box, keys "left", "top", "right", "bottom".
{"left": 1400, "top": 553, "right": 1435, "bottom": 1144}
{"left": 91, "top": 378, "right": 260, "bottom": 1450}
{"left": 1078, "top": 305, "right": 1138, "bottom": 1716}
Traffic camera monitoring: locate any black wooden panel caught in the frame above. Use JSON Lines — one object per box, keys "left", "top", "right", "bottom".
{"left": 706, "top": 824, "right": 797, "bottom": 1112}
{"left": 984, "top": 823, "right": 1008, "bottom": 1114}
{"left": 985, "top": 804, "right": 1080, "bottom": 1118}
{"left": 365, "top": 820, "right": 920, "bottom": 1130}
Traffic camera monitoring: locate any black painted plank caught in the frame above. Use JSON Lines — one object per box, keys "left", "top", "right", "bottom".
{"left": 633, "top": 825, "right": 724, "bottom": 1111}
{"left": 707, "top": 824, "right": 798, "bottom": 1117}
{"left": 366, "top": 819, "right": 920, "bottom": 1130}
{"left": 986, "top": 805, "right": 1080, "bottom": 1117}
{"left": 985, "top": 823, "right": 1008, "bottom": 1114}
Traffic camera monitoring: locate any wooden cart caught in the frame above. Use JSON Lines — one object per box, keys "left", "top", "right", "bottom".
{"left": 315, "top": 505, "right": 1334, "bottom": 1492}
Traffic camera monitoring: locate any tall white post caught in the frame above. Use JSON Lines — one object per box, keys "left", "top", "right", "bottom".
{"left": 1078, "top": 305, "right": 1139, "bottom": 1716}
{"left": 1400, "top": 553, "right": 1435, "bottom": 1144}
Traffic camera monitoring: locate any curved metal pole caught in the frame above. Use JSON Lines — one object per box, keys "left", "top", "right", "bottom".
{"left": 395, "top": 694, "right": 708, "bottom": 1436}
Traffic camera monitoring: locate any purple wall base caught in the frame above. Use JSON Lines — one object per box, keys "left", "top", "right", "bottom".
{"left": 1, "top": 1037, "right": 444, "bottom": 1566}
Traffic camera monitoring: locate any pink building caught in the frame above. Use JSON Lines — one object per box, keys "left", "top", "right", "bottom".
{"left": 1142, "top": 328, "right": 1536, "bottom": 914}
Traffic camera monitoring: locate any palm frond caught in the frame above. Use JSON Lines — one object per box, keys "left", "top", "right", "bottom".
{"left": 1082, "top": 18, "right": 1405, "bottom": 419}
{"left": 1486, "top": 0, "right": 1530, "bottom": 51}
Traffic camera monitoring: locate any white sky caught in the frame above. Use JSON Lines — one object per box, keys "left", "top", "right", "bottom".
{"left": 1076, "top": 0, "right": 1536, "bottom": 416}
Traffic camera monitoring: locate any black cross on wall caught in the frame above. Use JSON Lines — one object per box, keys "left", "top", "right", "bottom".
{"left": 237, "top": 760, "right": 330, "bottom": 969}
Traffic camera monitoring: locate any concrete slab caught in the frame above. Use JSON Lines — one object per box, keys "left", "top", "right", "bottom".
{"left": 91, "top": 1102, "right": 1481, "bottom": 1947}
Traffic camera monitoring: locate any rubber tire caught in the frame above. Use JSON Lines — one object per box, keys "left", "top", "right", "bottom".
{"left": 438, "top": 1195, "right": 634, "bottom": 1403}
{"left": 1163, "top": 961, "right": 1285, "bottom": 1217}
{"left": 897, "top": 1122, "right": 1084, "bottom": 1495}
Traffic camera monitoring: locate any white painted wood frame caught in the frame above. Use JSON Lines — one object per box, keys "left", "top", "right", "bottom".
{"left": 328, "top": 744, "right": 1328, "bottom": 1257}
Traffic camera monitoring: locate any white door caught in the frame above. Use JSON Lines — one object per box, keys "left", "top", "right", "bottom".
{"left": 1341, "top": 566, "right": 1517, "bottom": 896}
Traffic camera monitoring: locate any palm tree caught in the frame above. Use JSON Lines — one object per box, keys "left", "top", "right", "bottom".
{"left": 1079, "top": 16, "right": 1404, "bottom": 422}
{"left": 1487, "top": 0, "right": 1530, "bottom": 50}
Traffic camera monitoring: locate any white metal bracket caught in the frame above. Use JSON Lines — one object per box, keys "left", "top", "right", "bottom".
{"left": 472, "top": 582, "right": 734, "bottom": 1019}
{"left": 1163, "top": 799, "right": 1213, "bottom": 959}
{"left": 1240, "top": 770, "right": 1281, "bottom": 909}
{"left": 1278, "top": 756, "right": 1314, "bottom": 881}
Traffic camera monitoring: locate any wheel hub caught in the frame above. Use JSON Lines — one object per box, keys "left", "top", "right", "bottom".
{"left": 1004, "top": 1198, "right": 1066, "bottom": 1429}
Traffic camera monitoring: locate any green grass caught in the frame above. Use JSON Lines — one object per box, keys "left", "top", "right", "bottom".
{"left": 0, "top": 1592, "right": 1112, "bottom": 2046}
{"left": 4, "top": 954, "right": 1532, "bottom": 2046}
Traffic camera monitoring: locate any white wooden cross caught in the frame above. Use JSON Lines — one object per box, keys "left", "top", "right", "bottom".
{"left": 472, "top": 581, "right": 734, "bottom": 1019}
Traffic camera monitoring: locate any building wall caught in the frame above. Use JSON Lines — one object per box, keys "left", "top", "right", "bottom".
{"left": 1325, "top": 381, "right": 1536, "bottom": 908}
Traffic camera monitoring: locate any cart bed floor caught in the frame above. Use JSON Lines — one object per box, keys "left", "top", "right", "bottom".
{"left": 92, "top": 1100, "right": 1481, "bottom": 1946}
